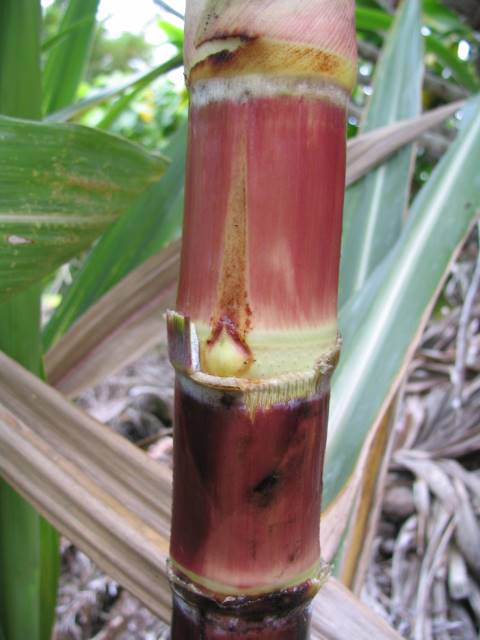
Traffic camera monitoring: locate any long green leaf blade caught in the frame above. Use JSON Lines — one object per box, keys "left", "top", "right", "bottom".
{"left": 42, "top": 0, "right": 99, "bottom": 115}
{"left": 340, "top": 0, "right": 423, "bottom": 304}
{"left": 0, "top": 117, "right": 167, "bottom": 301}
{"left": 0, "top": 288, "right": 57, "bottom": 640}
{"left": 0, "top": 2, "right": 42, "bottom": 117}
{"left": 0, "top": 478, "right": 42, "bottom": 639}
{"left": 97, "top": 53, "right": 183, "bottom": 129}
{"left": 425, "top": 34, "right": 479, "bottom": 92}
{"left": 43, "top": 121, "right": 186, "bottom": 349}
{"left": 46, "top": 53, "right": 183, "bottom": 124}
{"left": 324, "top": 95, "right": 480, "bottom": 511}
{"left": 355, "top": 6, "right": 392, "bottom": 32}
{"left": 356, "top": 6, "right": 479, "bottom": 91}
{"left": 41, "top": 15, "right": 95, "bottom": 53}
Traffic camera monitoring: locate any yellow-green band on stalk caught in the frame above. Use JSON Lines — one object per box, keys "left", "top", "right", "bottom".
{"left": 167, "top": 311, "right": 340, "bottom": 413}
{"left": 197, "top": 323, "right": 338, "bottom": 379}
{"left": 169, "top": 557, "right": 330, "bottom": 597}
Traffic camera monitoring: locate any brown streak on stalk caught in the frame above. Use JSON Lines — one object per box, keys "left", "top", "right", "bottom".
{"left": 215, "top": 138, "right": 249, "bottom": 333}
{"left": 190, "top": 38, "right": 349, "bottom": 88}
{"left": 202, "top": 135, "right": 253, "bottom": 376}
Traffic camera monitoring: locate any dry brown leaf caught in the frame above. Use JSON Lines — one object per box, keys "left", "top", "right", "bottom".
{"left": 345, "top": 101, "right": 462, "bottom": 185}
{"left": 45, "top": 239, "right": 180, "bottom": 396}
{"left": 448, "top": 547, "right": 470, "bottom": 601}
{"left": 453, "top": 478, "right": 480, "bottom": 577}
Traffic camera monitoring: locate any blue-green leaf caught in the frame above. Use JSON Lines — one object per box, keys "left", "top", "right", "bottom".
{"left": 324, "top": 95, "right": 480, "bottom": 511}
{"left": 340, "top": 0, "right": 423, "bottom": 305}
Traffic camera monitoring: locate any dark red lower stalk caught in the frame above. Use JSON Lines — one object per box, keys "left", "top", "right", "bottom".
{"left": 169, "top": 374, "right": 332, "bottom": 637}
{"left": 170, "top": 570, "right": 316, "bottom": 639}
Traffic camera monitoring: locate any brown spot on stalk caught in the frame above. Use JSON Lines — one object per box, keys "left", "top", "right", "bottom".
{"left": 210, "top": 48, "right": 236, "bottom": 65}
{"left": 201, "top": 135, "right": 254, "bottom": 377}
{"left": 252, "top": 472, "right": 281, "bottom": 508}
{"left": 220, "top": 393, "right": 236, "bottom": 408}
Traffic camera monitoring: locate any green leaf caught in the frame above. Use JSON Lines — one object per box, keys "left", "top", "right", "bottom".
{"left": 46, "top": 53, "right": 183, "bottom": 124}
{"left": 0, "top": 297, "right": 61, "bottom": 639}
{"left": 355, "top": 6, "right": 392, "bottom": 32}
{"left": 0, "top": 116, "right": 167, "bottom": 301}
{"left": 44, "top": 120, "right": 186, "bottom": 349}
{"left": 340, "top": 0, "right": 423, "bottom": 305}
{"left": 0, "top": 289, "right": 57, "bottom": 640}
{"left": 324, "top": 95, "right": 480, "bottom": 511}
{"left": 356, "top": 5, "right": 479, "bottom": 91}
{"left": 0, "top": 1, "right": 42, "bottom": 120}
{"left": 0, "top": 480, "right": 42, "bottom": 639}
{"left": 0, "top": 3, "right": 59, "bottom": 639}
{"left": 97, "top": 52, "right": 183, "bottom": 130}
{"left": 158, "top": 19, "right": 185, "bottom": 48}
{"left": 425, "top": 34, "right": 478, "bottom": 92}
{"left": 41, "top": 14, "right": 95, "bottom": 53}
{"left": 422, "top": 0, "right": 470, "bottom": 36}
{"left": 42, "top": 0, "right": 100, "bottom": 115}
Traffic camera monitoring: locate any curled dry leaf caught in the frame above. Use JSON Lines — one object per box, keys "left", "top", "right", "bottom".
{"left": 448, "top": 547, "right": 470, "bottom": 601}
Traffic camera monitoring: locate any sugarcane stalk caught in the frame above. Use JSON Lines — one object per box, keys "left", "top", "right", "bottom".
{"left": 167, "top": 1, "right": 356, "bottom": 636}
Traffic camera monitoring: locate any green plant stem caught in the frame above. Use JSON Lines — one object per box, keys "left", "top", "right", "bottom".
{"left": 0, "top": 1, "right": 59, "bottom": 638}
{"left": 0, "top": 289, "right": 60, "bottom": 640}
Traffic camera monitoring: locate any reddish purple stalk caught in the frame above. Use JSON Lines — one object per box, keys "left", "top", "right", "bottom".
{"left": 177, "top": 96, "right": 346, "bottom": 331}
{"left": 171, "top": 379, "right": 329, "bottom": 589}
{"left": 168, "top": 2, "right": 356, "bottom": 635}
{"left": 171, "top": 574, "right": 316, "bottom": 638}
{"left": 168, "top": 91, "right": 345, "bottom": 637}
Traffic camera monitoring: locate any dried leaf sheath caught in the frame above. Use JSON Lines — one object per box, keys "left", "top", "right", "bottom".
{"left": 168, "top": 0, "right": 356, "bottom": 636}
